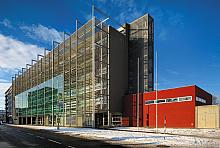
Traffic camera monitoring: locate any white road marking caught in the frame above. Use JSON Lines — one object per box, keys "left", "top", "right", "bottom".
{"left": 68, "top": 146, "right": 76, "bottom": 148}
{"left": 48, "top": 139, "right": 62, "bottom": 144}
{"left": 36, "top": 135, "right": 45, "bottom": 139}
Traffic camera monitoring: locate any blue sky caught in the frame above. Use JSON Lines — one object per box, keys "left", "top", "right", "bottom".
{"left": 0, "top": 0, "right": 220, "bottom": 109}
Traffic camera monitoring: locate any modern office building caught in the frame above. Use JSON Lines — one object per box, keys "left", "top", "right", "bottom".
{"left": 10, "top": 12, "right": 154, "bottom": 128}
{"left": 0, "top": 110, "right": 6, "bottom": 122}
{"left": 5, "top": 86, "right": 13, "bottom": 123}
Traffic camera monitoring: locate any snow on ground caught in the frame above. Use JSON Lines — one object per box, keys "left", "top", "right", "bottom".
{"left": 9, "top": 125, "right": 220, "bottom": 147}
{"left": 111, "top": 127, "right": 220, "bottom": 139}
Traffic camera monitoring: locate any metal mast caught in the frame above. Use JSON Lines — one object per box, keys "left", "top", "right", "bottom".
{"left": 155, "top": 50, "right": 158, "bottom": 132}
{"left": 137, "top": 58, "right": 140, "bottom": 127}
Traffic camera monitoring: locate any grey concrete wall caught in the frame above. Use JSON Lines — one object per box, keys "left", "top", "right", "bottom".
{"left": 109, "top": 26, "right": 128, "bottom": 113}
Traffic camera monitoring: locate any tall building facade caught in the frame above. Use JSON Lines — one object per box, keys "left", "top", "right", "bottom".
{"left": 0, "top": 110, "right": 6, "bottom": 122}
{"left": 128, "top": 14, "right": 154, "bottom": 93}
{"left": 5, "top": 86, "right": 13, "bottom": 123}
{"left": 9, "top": 13, "right": 154, "bottom": 127}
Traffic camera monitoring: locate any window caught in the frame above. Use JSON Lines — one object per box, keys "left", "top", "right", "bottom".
{"left": 145, "top": 100, "right": 154, "bottom": 104}
{"left": 172, "top": 98, "right": 178, "bottom": 102}
{"left": 196, "top": 97, "right": 206, "bottom": 103}
{"left": 145, "top": 96, "right": 193, "bottom": 105}
{"left": 179, "top": 96, "right": 192, "bottom": 102}
{"left": 156, "top": 99, "right": 165, "bottom": 104}
{"left": 166, "top": 98, "right": 178, "bottom": 103}
{"left": 186, "top": 96, "right": 192, "bottom": 101}
{"left": 166, "top": 98, "right": 173, "bottom": 102}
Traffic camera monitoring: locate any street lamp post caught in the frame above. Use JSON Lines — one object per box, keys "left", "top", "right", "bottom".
{"left": 16, "top": 71, "right": 22, "bottom": 124}
{"left": 52, "top": 41, "right": 60, "bottom": 127}
{"left": 21, "top": 67, "right": 27, "bottom": 125}
{"left": 43, "top": 48, "right": 50, "bottom": 126}
{"left": 14, "top": 74, "right": 18, "bottom": 124}
{"left": 32, "top": 59, "right": 37, "bottom": 125}
{"left": 26, "top": 64, "right": 32, "bottom": 124}
{"left": 37, "top": 54, "right": 44, "bottom": 125}
{"left": 11, "top": 76, "right": 15, "bottom": 124}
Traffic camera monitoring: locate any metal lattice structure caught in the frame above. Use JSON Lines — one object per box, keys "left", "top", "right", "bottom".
{"left": 12, "top": 6, "right": 113, "bottom": 127}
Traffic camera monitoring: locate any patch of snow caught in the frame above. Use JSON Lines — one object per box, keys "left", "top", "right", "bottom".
{"left": 8, "top": 125, "right": 220, "bottom": 147}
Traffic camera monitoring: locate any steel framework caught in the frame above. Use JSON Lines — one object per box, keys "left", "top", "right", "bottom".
{"left": 12, "top": 5, "right": 113, "bottom": 128}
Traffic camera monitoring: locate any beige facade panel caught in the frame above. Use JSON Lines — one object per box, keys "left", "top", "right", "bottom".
{"left": 195, "top": 105, "right": 220, "bottom": 128}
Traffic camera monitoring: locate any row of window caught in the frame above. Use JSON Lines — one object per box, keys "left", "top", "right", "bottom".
{"left": 196, "top": 97, "right": 206, "bottom": 103}
{"left": 145, "top": 96, "right": 192, "bottom": 105}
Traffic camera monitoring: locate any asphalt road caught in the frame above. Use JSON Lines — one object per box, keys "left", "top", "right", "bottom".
{"left": 0, "top": 124, "right": 123, "bottom": 148}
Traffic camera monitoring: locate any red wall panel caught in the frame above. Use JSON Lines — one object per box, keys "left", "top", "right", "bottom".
{"left": 144, "top": 101, "right": 195, "bottom": 128}
{"left": 122, "top": 94, "right": 143, "bottom": 127}
{"left": 143, "top": 86, "right": 196, "bottom": 128}
{"left": 122, "top": 117, "right": 129, "bottom": 126}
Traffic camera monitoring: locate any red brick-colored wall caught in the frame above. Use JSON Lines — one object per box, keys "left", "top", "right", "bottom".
{"left": 122, "top": 94, "right": 143, "bottom": 127}
{"left": 123, "top": 85, "right": 212, "bottom": 128}
{"left": 143, "top": 86, "right": 196, "bottom": 128}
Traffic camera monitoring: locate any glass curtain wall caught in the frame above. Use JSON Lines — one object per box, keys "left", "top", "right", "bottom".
{"left": 15, "top": 75, "right": 63, "bottom": 125}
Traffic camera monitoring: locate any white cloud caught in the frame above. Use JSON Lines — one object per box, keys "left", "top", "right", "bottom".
{"left": 0, "top": 34, "right": 44, "bottom": 109}
{"left": 1, "top": 18, "right": 62, "bottom": 43}
{"left": 167, "top": 11, "right": 184, "bottom": 28}
{"left": 85, "top": 14, "right": 92, "bottom": 21}
{"left": 118, "top": 7, "right": 142, "bottom": 24}
{"left": 0, "top": 82, "right": 11, "bottom": 110}
{"left": 95, "top": 0, "right": 143, "bottom": 24}
{"left": 0, "top": 18, "right": 13, "bottom": 28}
{"left": 166, "top": 69, "right": 179, "bottom": 75}
{"left": 158, "top": 29, "right": 168, "bottom": 41}
{"left": 0, "top": 82, "right": 11, "bottom": 95}
{"left": 0, "top": 79, "right": 10, "bottom": 83}
{"left": 115, "top": 0, "right": 143, "bottom": 23}
{"left": 213, "top": 96, "right": 220, "bottom": 105}
{"left": 20, "top": 24, "right": 63, "bottom": 43}
{"left": 0, "top": 34, "right": 44, "bottom": 69}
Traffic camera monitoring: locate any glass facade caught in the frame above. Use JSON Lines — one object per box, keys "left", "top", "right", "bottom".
{"left": 15, "top": 75, "right": 63, "bottom": 125}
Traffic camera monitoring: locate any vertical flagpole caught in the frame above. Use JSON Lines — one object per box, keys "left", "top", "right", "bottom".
{"left": 137, "top": 58, "right": 140, "bottom": 127}
{"left": 155, "top": 50, "right": 158, "bottom": 133}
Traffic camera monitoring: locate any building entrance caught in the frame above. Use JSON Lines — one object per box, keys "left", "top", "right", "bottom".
{"left": 95, "top": 113, "right": 108, "bottom": 128}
